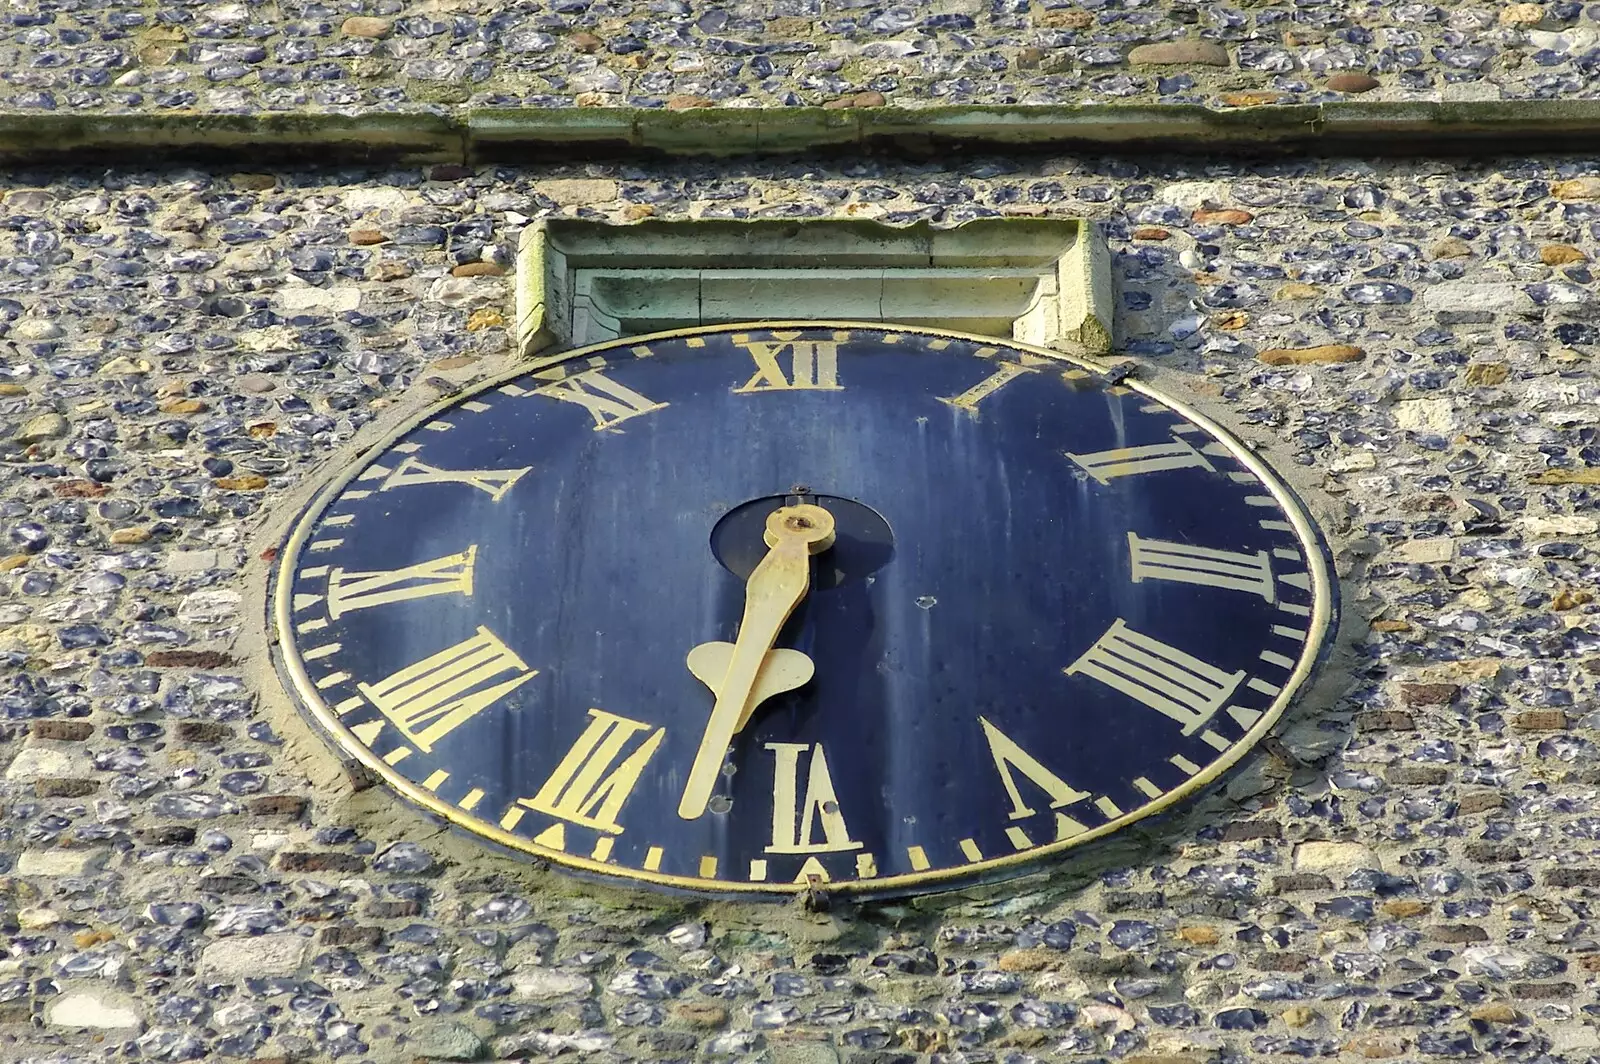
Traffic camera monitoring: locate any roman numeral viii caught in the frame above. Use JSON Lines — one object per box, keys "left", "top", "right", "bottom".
{"left": 358, "top": 626, "right": 536, "bottom": 752}
{"left": 734, "top": 333, "right": 842, "bottom": 392}
{"left": 1127, "top": 532, "right": 1275, "bottom": 601}
{"left": 521, "top": 709, "right": 665, "bottom": 837}
{"left": 327, "top": 546, "right": 477, "bottom": 619}
{"left": 1065, "top": 619, "right": 1243, "bottom": 736}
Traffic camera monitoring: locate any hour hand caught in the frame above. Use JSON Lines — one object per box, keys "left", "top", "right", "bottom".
{"left": 678, "top": 503, "right": 834, "bottom": 821}
{"left": 686, "top": 643, "right": 814, "bottom": 730}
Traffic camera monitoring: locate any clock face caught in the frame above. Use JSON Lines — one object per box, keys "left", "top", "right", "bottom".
{"left": 273, "top": 323, "right": 1335, "bottom": 896}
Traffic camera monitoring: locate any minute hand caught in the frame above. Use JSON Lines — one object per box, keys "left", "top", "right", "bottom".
{"left": 678, "top": 504, "right": 835, "bottom": 821}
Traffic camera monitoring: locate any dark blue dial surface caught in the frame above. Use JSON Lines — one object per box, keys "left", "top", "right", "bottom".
{"left": 275, "top": 324, "right": 1335, "bottom": 896}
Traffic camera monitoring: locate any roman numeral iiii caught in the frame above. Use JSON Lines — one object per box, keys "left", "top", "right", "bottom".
{"left": 1065, "top": 619, "right": 1244, "bottom": 736}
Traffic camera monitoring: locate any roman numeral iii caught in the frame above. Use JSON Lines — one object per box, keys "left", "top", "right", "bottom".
{"left": 357, "top": 626, "right": 536, "bottom": 752}
{"left": 765, "top": 742, "right": 862, "bottom": 855}
{"left": 1127, "top": 532, "right": 1276, "bottom": 601}
{"left": 375, "top": 456, "right": 530, "bottom": 502}
{"left": 734, "top": 333, "right": 842, "bottom": 392}
{"left": 327, "top": 546, "right": 477, "bottom": 619}
{"left": 1066, "top": 434, "right": 1215, "bottom": 484}
{"left": 521, "top": 708, "right": 665, "bottom": 835}
{"left": 534, "top": 368, "right": 666, "bottom": 430}
{"left": 1065, "top": 619, "right": 1244, "bottom": 735}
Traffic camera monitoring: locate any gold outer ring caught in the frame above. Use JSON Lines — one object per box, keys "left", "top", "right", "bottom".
{"left": 271, "top": 320, "right": 1337, "bottom": 897}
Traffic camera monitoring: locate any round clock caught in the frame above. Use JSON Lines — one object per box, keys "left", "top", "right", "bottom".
{"left": 272, "top": 323, "right": 1335, "bottom": 896}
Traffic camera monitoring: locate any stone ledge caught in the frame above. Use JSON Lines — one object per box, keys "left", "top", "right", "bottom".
{"left": 0, "top": 112, "right": 462, "bottom": 165}
{"left": 474, "top": 100, "right": 1600, "bottom": 158}
{"left": 1, "top": 101, "right": 1599, "bottom": 165}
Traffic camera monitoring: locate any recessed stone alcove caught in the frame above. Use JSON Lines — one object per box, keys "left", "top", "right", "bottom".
{"left": 515, "top": 217, "right": 1113, "bottom": 359}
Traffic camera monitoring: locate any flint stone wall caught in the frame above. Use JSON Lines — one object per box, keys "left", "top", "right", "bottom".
{"left": 0, "top": 155, "right": 1597, "bottom": 1062}
{"left": 0, "top": 0, "right": 1597, "bottom": 114}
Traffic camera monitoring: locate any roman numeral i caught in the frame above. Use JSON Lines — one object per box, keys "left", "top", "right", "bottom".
{"left": 940, "top": 360, "right": 1035, "bottom": 412}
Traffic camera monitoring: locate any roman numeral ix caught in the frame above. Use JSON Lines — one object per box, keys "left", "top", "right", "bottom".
{"left": 327, "top": 546, "right": 477, "bottom": 619}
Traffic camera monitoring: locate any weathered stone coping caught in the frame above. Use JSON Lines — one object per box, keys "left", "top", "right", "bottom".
{"left": 0, "top": 101, "right": 1597, "bottom": 165}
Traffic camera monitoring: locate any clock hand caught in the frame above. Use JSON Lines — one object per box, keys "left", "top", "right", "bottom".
{"left": 679, "top": 503, "right": 836, "bottom": 821}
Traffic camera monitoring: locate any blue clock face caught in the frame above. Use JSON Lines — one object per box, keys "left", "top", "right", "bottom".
{"left": 274, "top": 323, "right": 1335, "bottom": 896}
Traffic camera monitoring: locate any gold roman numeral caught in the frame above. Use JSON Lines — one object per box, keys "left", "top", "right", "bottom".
{"left": 1066, "top": 434, "right": 1215, "bottom": 484}
{"left": 534, "top": 368, "right": 666, "bottom": 430}
{"left": 327, "top": 546, "right": 477, "bottom": 619}
{"left": 520, "top": 708, "right": 664, "bottom": 835}
{"left": 357, "top": 626, "right": 535, "bottom": 752}
{"left": 1065, "top": 619, "right": 1243, "bottom": 735}
{"left": 378, "top": 456, "right": 530, "bottom": 502}
{"left": 765, "top": 742, "right": 862, "bottom": 855}
{"left": 978, "top": 717, "right": 1092, "bottom": 819}
{"left": 940, "top": 357, "right": 1044, "bottom": 412}
{"left": 1127, "top": 532, "right": 1275, "bottom": 601}
{"left": 734, "top": 332, "right": 842, "bottom": 393}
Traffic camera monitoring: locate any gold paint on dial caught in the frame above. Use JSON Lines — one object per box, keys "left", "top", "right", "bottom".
{"left": 272, "top": 321, "right": 1335, "bottom": 896}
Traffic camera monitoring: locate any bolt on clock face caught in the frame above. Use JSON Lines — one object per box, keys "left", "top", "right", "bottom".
{"left": 273, "top": 323, "right": 1336, "bottom": 896}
